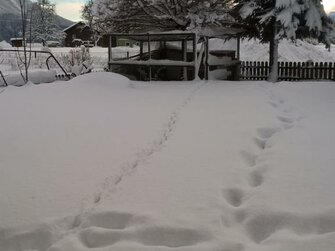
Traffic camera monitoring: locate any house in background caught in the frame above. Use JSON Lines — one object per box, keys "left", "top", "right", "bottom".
{"left": 63, "top": 21, "right": 92, "bottom": 47}
{"left": 10, "top": 38, "right": 25, "bottom": 47}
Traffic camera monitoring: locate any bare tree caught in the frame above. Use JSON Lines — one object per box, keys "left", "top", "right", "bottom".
{"left": 17, "top": 0, "right": 33, "bottom": 83}
{"left": 82, "top": 0, "right": 101, "bottom": 46}
{"left": 87, "top": 0, "right": 234, "bottom": 33}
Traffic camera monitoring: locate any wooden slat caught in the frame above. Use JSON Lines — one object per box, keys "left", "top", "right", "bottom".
{"left": 239, "top": 61, "right": 335, "bottom": 81}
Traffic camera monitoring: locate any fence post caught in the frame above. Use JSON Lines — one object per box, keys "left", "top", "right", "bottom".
{"left": 251, "top": 61, "right": 254, "bottom": 80}
{"left": 302, "top": 62, "right": 306, "bottom": 80}
{"left": 256, "top": 61, "right": 260, "bottom": 80}
{"left": 329, "top": 62, "right": 333, "bottom": 80}
{"left": 320, "top": 62, "right": 324, "bottom": 80}
{"left": 292, "top": 62, "right": 296, "bottom": 81}
{"left": 265, "top": 61, "right": 269, "bottom": 79}
{"left": 324, "top": 62, "right": 328, "bottom": 80}
{"left": 260, "top": 61, "right": 264, "bottom": 80}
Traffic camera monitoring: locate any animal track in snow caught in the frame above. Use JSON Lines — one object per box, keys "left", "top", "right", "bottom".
{"left": 240, "top": 150, "right": 258, "bottom": 167}
{"left": 248, "top": 169, "right": 265, "bottom": 187}
{"left": 81, "top": 83, "right": 205, "bottom": 211}
{"left": 253, "top": 137, "right": 267, "bottom": 149}
{"left": 277, "top": 115, "right": 294, "bottom": 124}
{"left": 45, "top": 209, "right": 213, "bottom": 250}
{"left": 72, "top": 217, "right": 209, "bottom": 249}
{"left": 79, "top": 227, "right": 123, "bottom": 248}
{"left": 268, "top": 101, "right": 279, "bottom": 108}
{"left": 78, "top": 226, "right": 208, "bottom": 249}
{"left": 135, "top": 226, "right": 208, "bottom": 247}
{"left": 222, "top": 188, "right": 246, "bottom": 207}
{"left": 256, "top": 127, "right": 279, "bottom": 139}
{"left": 81, "top": 211, "right": 133, "bottom": 230}
{"left": 245, "top": 210, "right": 335, "bottom": 243}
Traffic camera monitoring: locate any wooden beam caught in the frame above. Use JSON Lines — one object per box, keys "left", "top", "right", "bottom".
{"left": 193, "top": 33, "right": 197, "bottom": 80}
{"left": 148, "top": 33, "right": 151, "bottom": 81}
{"left": 109, "top": 60, "right": 194, "bottom": 67}
{"left": 140, "top": 41, "right": 143, "bottom": 60}
{"left": 205, "top": 37, "right": 209, "bottom": 80}
{"left": 237, "top": 36, "right": 241, "bottom": 61}
{"left": 108, "top": 35, "right": 112, "bottom": 71}
{"left": 182, "top": 40, "right": 187, "bottom": 80}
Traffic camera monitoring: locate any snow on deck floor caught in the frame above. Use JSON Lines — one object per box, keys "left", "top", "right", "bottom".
{"left": 1, "top": 73, "right": 335, "bottom": 251}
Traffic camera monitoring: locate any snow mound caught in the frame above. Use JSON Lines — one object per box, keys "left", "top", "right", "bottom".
{"left": 0, "top": 70, "right": 56, "bottom": 86}
{"left": 70, "top": 72, "right": 130, "bottom": 87}
{"left": 44, "top": 210, "right": 215, "bottom": 251}
{"left": 0, "top": 41, "right": 12, "bottom": 49}
{"left": 209, "top": 38, "right": 334, "bottom": 62}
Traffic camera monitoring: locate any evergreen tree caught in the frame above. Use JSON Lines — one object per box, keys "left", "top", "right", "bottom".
{"left": 30, "top": 0, "right": 65, "bottom": 44}
{"left": 233, "top": 0, "right": 334, "bottom": 82}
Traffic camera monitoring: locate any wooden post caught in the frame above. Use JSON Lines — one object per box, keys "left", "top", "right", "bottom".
{"left": 182, "top": 39, "right": 188, "bottom": 80}
{"left": 236, "top": 36, "right": 240, "bottom": 61}
{"left": 193, "top": 33, "right": 197, "bottom": 80}
{"left": 108, "top": 35, "right": 112, "bottom": 71}
{"left": 265, "top": 61, "right": 269, "bottom": 78}
{"left": 293, "top": 62, "right": 297, "bottom": 80}
{"left": 205, "top": 36, "right": 209, "bottom": 80}
{"left": 328, "top": 62, "right": 332, "bottom": 80}
{"left": 0, "top": 70, "right": 8, "bottom": 86}
{"left": 140, "top": 41, "right": 143, "bottom": 60}
{"left": 148, "top": 33, "right": 151, "bottom": 81}
{"left": 258, "top": 61, "right": 261, "bottom": 80}
{"left": 324, "top": 62, "right": 328, "bottom": 80}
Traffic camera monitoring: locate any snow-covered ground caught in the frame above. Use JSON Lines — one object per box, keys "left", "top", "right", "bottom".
{"left": 1, "top": 72, "right": 335, "bottom": 251}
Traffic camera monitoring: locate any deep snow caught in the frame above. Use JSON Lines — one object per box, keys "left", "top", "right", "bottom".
{"left": 1, "top": 72, "right": 335, "bottom": 251}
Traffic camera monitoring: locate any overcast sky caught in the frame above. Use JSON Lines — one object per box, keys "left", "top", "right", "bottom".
{"left": 54, "top": 0, "right": 335, "bottom": 22}
{"left": 55, "top": 0, "right": 87, "bottom": 21}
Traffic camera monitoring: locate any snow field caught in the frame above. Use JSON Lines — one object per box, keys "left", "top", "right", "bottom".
{"left": 0, "top": 73, "right": 196, "bottom": 229}
{"left": 1, "top": 73, "right": 335, "bottom": 251}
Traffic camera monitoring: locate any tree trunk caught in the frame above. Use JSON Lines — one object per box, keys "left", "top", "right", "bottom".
{"left": 20, "top": 0, "right": 29, "bottom": 83}
{"left": 268, "top": 21, "right": 279, "bottom": 83}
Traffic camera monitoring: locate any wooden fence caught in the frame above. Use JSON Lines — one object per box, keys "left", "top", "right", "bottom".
{"left": 240, "top": 61, "right": 335, "bottom": 81}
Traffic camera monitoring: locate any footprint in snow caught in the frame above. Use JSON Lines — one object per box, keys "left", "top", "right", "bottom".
{"left": 222, "top": 188, "right": 247, "bottom": 208}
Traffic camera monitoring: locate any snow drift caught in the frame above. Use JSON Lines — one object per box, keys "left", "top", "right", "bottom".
{"left": 1, "top": 73, "right": 335, "bottom": 251}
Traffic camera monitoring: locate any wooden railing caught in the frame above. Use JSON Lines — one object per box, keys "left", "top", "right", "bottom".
{"left": 240, "top": 61, "right": 335, "bottom": 81}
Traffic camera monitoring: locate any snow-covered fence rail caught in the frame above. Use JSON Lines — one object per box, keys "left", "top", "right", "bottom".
{"left": 0, "top": 49, "right": 72, "bottom": 85}
{"left": 0, "top": 49, "right": 70, "bottom": 79}
{"left": 240, "top": 61, "right": 335, "bottom": 81}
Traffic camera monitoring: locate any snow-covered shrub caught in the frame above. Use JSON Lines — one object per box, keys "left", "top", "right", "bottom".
{"left": 60, "top": 46, "right": 93, "bottom": 75}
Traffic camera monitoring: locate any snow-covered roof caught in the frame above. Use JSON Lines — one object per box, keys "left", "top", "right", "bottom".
{"left": 10, "top": 37, "right": 24, "bottom": 41}
{"left": 106, "top": 31, "right": 196, "bottom": 42}
{"left": 107, "top": 27, "right": 243, "bottom": 42}
{"left": 196, "top": 26, "right": 244, "bottom": 38}
{"left": 63, "top": 21, "right": 87, "bottom": 32}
